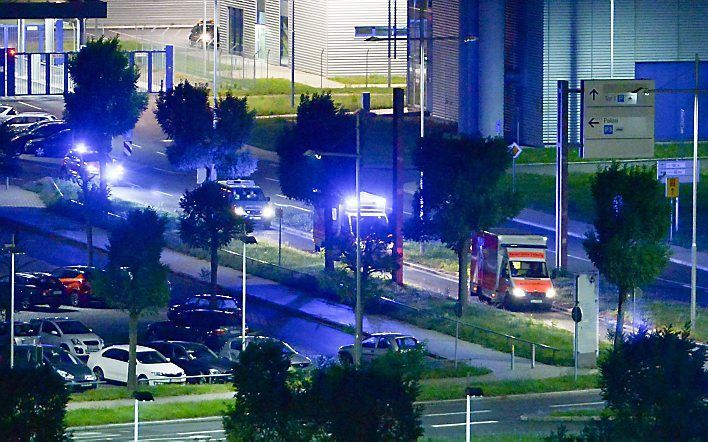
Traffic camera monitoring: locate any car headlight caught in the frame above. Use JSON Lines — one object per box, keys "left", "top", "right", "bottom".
{"left": 545, "top": 288, "right": 557, "bottom": 298}
{"left": 151, "top": 371, "right": 168, "bottom": 377}
{"left": 208, "top": 368, "right": 221, "bottom": 374}
{"left": 71, "top": 338, "right": 83, "bottom": 345}
{"left": 262, "top": 206, "right": 275, "bottom": 219}
{"left": 106, "top": 164, "right": 124, "bottom": 182}
{"left": 234, "top": 207, "right": 247, "bottom": 216}
{"left": 56, "top": 369, "right": 74, "bottom": 380}
{"left": 512, "top": 288, "right": 526, "bottom": 298}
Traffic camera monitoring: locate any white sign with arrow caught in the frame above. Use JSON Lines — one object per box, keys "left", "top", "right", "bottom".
{"left": 581, "top": 79, "right": 655, "bottom": 159}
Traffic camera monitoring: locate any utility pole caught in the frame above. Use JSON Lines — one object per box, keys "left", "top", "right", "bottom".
{"left": 354, "top": 110, "right": 362, "bottom": 366}
{"left": 555, "top": 80, "right": 570, "bottom": 270}
{"left": 5, "top": 235, "right": 18, "bottom": 369}
{"left": 290, "top": 0, "right": 295, "bottom": 108}
{"left": 691, "top": 54, "right": 699, "bottom": 333}
{"left": 391, "top": 88, "right": 404, "bottom": 285}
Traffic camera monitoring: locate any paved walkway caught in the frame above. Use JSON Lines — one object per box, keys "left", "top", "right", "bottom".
{"left": 0, "top": 185, "right": 590, "bottom": 380}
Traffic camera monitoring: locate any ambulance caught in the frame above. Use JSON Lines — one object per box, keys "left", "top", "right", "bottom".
{"left": 470, "top": 229, "right": 556, "bottom": 310}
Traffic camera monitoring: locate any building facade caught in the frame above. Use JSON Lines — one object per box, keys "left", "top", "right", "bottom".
{"left": 218, "top": 0, "right": 407, "bottom": 76}
{"left": 412, "top": 0, "right": 708, "bottom": 146}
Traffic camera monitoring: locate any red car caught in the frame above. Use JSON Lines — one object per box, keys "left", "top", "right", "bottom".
{"left": 50, "top": 266, "right": 101, "bottom": 307}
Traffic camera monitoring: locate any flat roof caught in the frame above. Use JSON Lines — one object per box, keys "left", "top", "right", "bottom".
{"left": 0, "top": 1, "right": 107, "bottom": 19}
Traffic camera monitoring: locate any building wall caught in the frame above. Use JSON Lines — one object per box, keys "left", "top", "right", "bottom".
{"left": 543, "top": 0, "right": 708, "bottom": 144}
{"left": 429, "top": 0, "right": 461, "bottom": 123}
{"left": 99, "top": 0, "right": 209, "bottom": 26}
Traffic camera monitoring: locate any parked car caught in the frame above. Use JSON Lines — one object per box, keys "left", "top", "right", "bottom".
{"left": 189, "top": 20, "right": 218, "bottom": 47}
{"left": 0, "top": 272, "right": 65, "bottom": 311}
{"left": 145, "top": 321, "right": 244, "bottom": 352}
{"left": 219, "top": 336, "right": 311, "bottom": 369}
{"left": 147, "top": 341, "right": 233, "bottom": 383}
{"left": 11, "top": 121, "right": 69, "bottom": 154}
{"left": 30, "top": 318, "right": 104, "bottom": 361}
{"left": 88, "top": 345, "right": 186, "bottom": 386}
{"left": 0, "top": 112, "right": 57, "bottom": 134}
{"left": 60, "top": 149, "right": 125, "bottom": 183}
{"left": 42, "top": 344, "right": 97, "bottom": 391}
{"left": 338, "top": 333, "right": 420, "bottom": 364}
{"left": 0, "top": 344, "right": 42, "bottom": 368}
{"left": 0, "top": 321, "right": 40, "bottom": 346}
{"left": 24, "top": 128, "right": 73, "bottom": 157}
{"left": 50, "top": 266, "right": 102, "bottom": 307}
{"left": 0, "top": 105, "right": 17, "bottom": 120}
{"left": 168, "top": 294, "right": 241, "bottom": 326}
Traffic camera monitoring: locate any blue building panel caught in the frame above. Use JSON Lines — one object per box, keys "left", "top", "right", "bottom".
{"left": 636, "top": 61, "right": 708, "bottom": 142}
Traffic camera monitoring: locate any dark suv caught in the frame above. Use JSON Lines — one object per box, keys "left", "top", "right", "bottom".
{"left": 0, "top": 272, "right": 65, "bottom": 311}
{"left": 145, "top": 321, "right": 243, "bottom": 352}
{"left": 168, "top": 294, "right": 241, "bottom": 326}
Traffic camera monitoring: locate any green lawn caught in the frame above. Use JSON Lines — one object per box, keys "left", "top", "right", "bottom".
{"left": 404, "top": 241, "right": 458, "bottom": 274}
{"left": 65, "top": 399, "right": 229, "bottom": 427}
{"left": 516, "top": 142, "right": 708, "bottom": 165}
{"left": 330, "top": 74, "right": 407, "bottom": 87}
{"left": 251, "top": 117, "right": 294, "bottom": 152}
{"left": 71, "top": 383, "right": 231, "bottom": 403}
{"left": 639, "top": 301, "right": 708, "bottom": 342}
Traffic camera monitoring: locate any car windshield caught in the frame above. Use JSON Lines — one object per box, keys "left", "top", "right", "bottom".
{"left": 137, "top": 351, "right": 168, "bottom": 364}
{"left": 182, "top": 343, "right": 218, "bottom": 360}
{"left": 217, "top": 299, "right": 237, "bottom": 309}
{"left": 44, "top": 347, "right": 81, "bottom": 365}
{"left": 230, "top": 187, "right": 266, "bottom": 201}
{"left": 396, "top": 337, "right": 418, "bottom": 349}
{"left": 509, "top": 261, "right": 549, "bottom": 278}
{"left": 57, "top": 321, "right": 91, "bottom": 335}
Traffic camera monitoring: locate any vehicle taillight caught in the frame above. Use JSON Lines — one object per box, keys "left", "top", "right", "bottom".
{"left": 213, "top": 328, "right": 227, "bottom": 336}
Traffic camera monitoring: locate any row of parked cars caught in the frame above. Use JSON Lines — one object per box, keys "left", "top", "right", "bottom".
{"left": 1, "top": 266, "right": 100, "bottom": 311}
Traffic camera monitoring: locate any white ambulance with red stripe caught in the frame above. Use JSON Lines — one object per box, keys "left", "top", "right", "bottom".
{"left": 470, "top": 229, "right": 556, "bottom": 310}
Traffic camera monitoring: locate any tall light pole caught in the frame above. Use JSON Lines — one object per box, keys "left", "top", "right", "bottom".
{"left": 4, "top": 237, "right": 18, "bottom": 369}
{"left": 213, "top": 0, "right": 219, "bottom": 115}
{"left": 691, "top": 54, "right": 699, "bottom": 333}
{"left": 304, "top": 110, "right": 362, "bottom": 365}
{"left": 239, "top": 234, "right": 257, "bottom": 351}
{"left": 290, "top": 0, "right": 295, "bottom": 108}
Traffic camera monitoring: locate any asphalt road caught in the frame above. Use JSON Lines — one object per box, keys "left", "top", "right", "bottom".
{"left": 0, "top": 225, "right": 353, "bottom": 361}
{"left": 5, "top": 95, "right": 708, "bottom": 325}
{"left": 67, "top": 390, "right": 603, "bottom": 440}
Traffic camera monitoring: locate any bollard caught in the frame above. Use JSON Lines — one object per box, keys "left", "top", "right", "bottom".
{"left": 510, "top": 344, "right": 515, "bottom": 370}
{"left": 531, "top": 343, "right": 536, "bottom": 368}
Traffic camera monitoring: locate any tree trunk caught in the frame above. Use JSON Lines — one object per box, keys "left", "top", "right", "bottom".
{"left": 210, "top": 240, "right": 219, "bottom": 295}
{"left": 127, "top": 313, "right": 139, "bottom": 391}
{"left": 614, "top": 287, "right": 627, "bottom": 350}
{"left": 457, "top": 237, "right": 471, "bottom": 307}
{"left": 324, "top": 199, "right": 335, "bottom": 271}
{"left": 99, "top": 136, "right": 110, "bottom": 193}
{"left": 86, "top": 221, "right": 93, "bottom": 267}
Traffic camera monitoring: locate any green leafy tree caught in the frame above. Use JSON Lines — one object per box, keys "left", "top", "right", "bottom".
{"left": 223, "top": 341, "right": 312, "bottom": 441}
{"left": 276, "top": 92, "right": 355, "bottom": 270}
{"left": 77, "top": 183, "right": 110, "bottom": 267}
{"left": 94, "top": 208, "right": 170, "bottom": 390}
{"left": 0, "top": 365, "right": 69, "bottom": 441}
{"left": 64, "top": 36, "right": 148, "bottom": 191}
{"left": 599, "top": 326, "right": 707, "bottom": 441}
{"left": 155, "top": 81, "right": 257, "bottom": 179}
{"left": 416, "top": 135, "right": 520, "bottom": 307}
{"left": 583, "top": 164, "right": 670, "bottom": 348}
{"left": 0, "top": 124, "right": 22, "bottom": 180}
{"left": 179, "top": 181, "right": 249, "bottom": 294}
{"left": 307, "top": 350, "right": 424, "bottom": 441}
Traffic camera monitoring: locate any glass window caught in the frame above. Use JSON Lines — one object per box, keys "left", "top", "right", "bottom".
{"left": 377, "top": 338, "right": 392, "bottom": 349}
{"left": 103, "top": 349, "right": 124, "bottom": 361}
{"left": 14, "top": 323, "right": 38, "bottom": 336}
{"left": 228, "top": 7, "right": 244, "bottom": 53}
{"left": 257, "top": 0, "right": 266, "bottom": 25}
{"left": 137, "top": 351, "right": 168, "bottom": 364}
{"left": 217, "top": 299, "right": 237, "bottom": 309}
{"left": 509, "top": 261, "right": 549, "bottom": 278}
{"left": 280, "top": 0, "right": 288, "bottom": 65}
{"left": 56, "top": 321, "right": 91, "bottom": 335}
{"left": 362, "top": 337, "right": 377, "bottom": 348}
{"left": 182, "top": 343, "right": 217, "bottom": 360}
{"left": 44, "top": 346, "right": 80, "bottom": 365}
{"left": 354, "top": 26, "right": 374, "bottom": 37}
{"left": 230, "top": 339, "right": 243, "bottom": 350}
{"left": 230, "top": 187, "right": 266, "bottom": 201}
{"left": 396, "top": 337, "right": 418, "bottom": 350}
{"left": 42, "top": 321, "right": 60, "bottom": 335}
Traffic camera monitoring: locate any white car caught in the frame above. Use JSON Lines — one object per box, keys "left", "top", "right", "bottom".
{"left": 87, "top": 345, "right": 186, "bottom": 386}
{"left": 1, "top": 112, "right": 57, "bottom": 133}
{"left": 219, "top": 336, "right": 311, "bottom": 369}
{"left": 30, "top": 318, "right": 104, "bottom": 361}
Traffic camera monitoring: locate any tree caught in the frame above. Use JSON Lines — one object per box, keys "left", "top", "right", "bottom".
{"left": 0, "top": 124, "right": 22, "bottom": 180}
{"left": 223, "top": 341, "right": 312, "bottom": 441}
{"left": 179, "top": 181, "right": 249, "bottom": 294}
{"left": 277, "top": 93, "right": 355, "bottom": 269}
{"left": 307, "top": 350, "right": 424, "bottom": 441}
{"left": 416, "top": 134, "right": 520, "bottom": 307}
{"left": 583, "top": 164, "right": 670, "bottom": 348}
{"left": 0, "top": 365, "right": 69, "bottom": 441}
{"left": 77, "top": 183, "right": 110, "bottom": 267}
{"left": 599, "top": 326, "right": 707, "bottom": 441}
{"left": 64, "top": 36, "right": 148, "bottom": 191}
{"left": 93, "top": 208, "right": 170, "bottom": 390}
{"left": 155, "top": 81, "right": 257, "bottom": 179}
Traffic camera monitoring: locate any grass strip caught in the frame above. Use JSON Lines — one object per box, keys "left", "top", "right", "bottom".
{"left": 71, "top": 383, "right": 231, "bottom": 403}
{"left": 418, "top": 374, "right": 599, "bottom": 402}
{"left": 514, "top": 142, "right": 708, "bottom": 165}
{"left": 65, "top": 399, "right": 229, "bottom": 427}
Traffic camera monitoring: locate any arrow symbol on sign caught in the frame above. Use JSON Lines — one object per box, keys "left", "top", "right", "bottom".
{"left": 588, "top": 118, "right": 599, "bottom": 128}
{"left": 589, "top": 88, "right": 599, "bottom": 100}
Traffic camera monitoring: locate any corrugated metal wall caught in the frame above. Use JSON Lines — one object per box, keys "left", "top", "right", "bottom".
{"left": 292, "top": 0, "right": 327, "bottom": 74}
{"left": 430, "top": 0, "right": 460, "bottom": 122}
{"left": 220, "top": 0, "right": 254, "bottom": 56}
{"left": 543, "top": 0, "right": 708, "bottom": 144}
{"left": 100, "top": 0, "right": 210, "bottom": 26}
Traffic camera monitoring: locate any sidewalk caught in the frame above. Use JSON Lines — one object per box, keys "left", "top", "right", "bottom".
{"left": 0, "top": 185, "right": 590, "bottom": 380}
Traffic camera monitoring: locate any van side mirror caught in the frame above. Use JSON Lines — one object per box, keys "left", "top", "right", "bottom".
{"left": 266, "top": 196, "right": 271, "bottom": 202}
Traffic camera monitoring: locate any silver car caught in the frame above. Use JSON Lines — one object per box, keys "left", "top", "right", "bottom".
{"left": 0, "top": 321, "right": 40, "bottom": 346}
{"left": 30, "top": 318, "right": 104, "bottom": 361}
{"left": 338, "top": 333, "right": 420, "bottom": 364}
{"left": 219, "top": 336, "right": 311, "bottom": 369}
{"left": 1, "top": 112, "right": 57, "bottom": 133}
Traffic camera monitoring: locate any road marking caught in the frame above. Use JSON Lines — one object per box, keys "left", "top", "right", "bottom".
{"left": 156, "top": 151, "right": 167, "bottom": 156}
{"left": 153, "top": 190, "right": 174, "bottom": 197}
{"left": 151, "top": 166, "right": 180, "bottom": 175}
{"left": 273, "top": 202, "right": 312, "bottom": 213}
{"left": 176, "top": 429, "right": 225, "bottom": 435}
{"left": 425, "top": 410, "right": 491, "bottom": 417}
{"left": 431, "top": 420, "right": 498, "bottom": 428}
{"left": 72, "top": 433, "right": 122, "bottom": 440}
{"left": 18, "top": 100, "right": 44, "bottom": 110}
{"left": 265, "top": 177, "right": 279, "bottom": 182}
{"left": 549, "top": 401, "right": 604, "bottom": 408}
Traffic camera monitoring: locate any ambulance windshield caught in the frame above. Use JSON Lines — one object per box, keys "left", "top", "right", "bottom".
{"left": 509, "top": 261, "right": 548, "bottom": 278}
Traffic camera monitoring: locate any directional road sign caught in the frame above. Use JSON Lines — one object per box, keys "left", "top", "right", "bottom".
{"left": 581, "top": 79, "right": 655, "bottom": 159}
{"left": 657, "top": 159, "right": 701, "bottom": 184}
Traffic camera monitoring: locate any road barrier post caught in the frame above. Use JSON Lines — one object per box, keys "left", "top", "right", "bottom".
{"left": 531, "top": 343, "right": 536, "bottom": 369}
{"left": 510, "top": 344, "right": 515, "bottom": 370}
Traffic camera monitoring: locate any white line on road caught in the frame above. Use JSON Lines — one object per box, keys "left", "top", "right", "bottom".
{"left": 425, "top": 410, "right": 491, "bottom": 417}
{"left": 265, "top": 177, "right": 279, "bottom": 182}
{"left": 72, "top": 433, "right": 122, "bottom": 440}
{"left": 176, "top": 429, "right": 225, "bottom": 435}
{"left": 549, "top": 401, "right": 604, "bottom": 408}
{"left": 18, "top": 100, "right": 44, "bottom": 110}
{"left": 431, "top": 420, "right": 499, "bottom": 428}
{"left": 156, "top": 151, "right": 167, "bottom": 156}
{"left": 273, "top": 202, "right": 312, "bottom": 213}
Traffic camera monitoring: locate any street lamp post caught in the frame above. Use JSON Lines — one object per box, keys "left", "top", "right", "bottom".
{"left": 4, "top": 236, "right": 18, "bottom": 369}
{"left": 239, "top": 234, "right": 257, "bottom": 351}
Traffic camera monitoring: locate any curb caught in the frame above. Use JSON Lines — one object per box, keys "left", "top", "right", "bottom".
{"left": 415, "top": 388, "right": 602, "bottom": 405}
